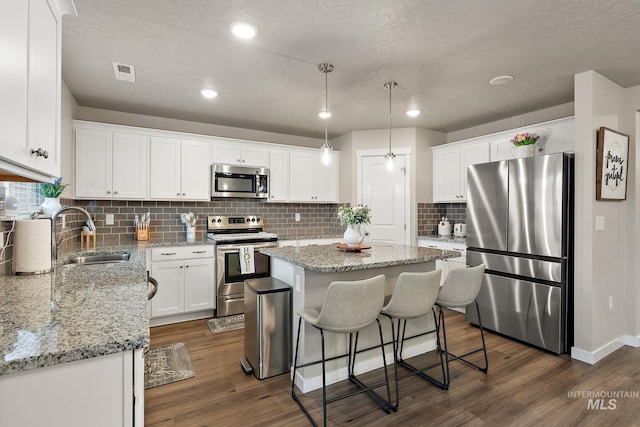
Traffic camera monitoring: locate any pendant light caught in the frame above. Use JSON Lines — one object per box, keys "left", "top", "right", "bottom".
{"left": 319, "top": 63, "right": 334, "bottom": 166}
{"left": 384, "top": 82, "right": 398, "bottom": 171}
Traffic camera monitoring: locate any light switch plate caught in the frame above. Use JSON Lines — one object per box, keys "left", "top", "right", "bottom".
{"left": 295, "top": 213, "right": 301, "bottom": 222}
{"left": 595, "top": 216, "right": 605, "bottom": 231}
{"left": 0, "top": 232, "right": 4, "bottom": 248}
{"left": 106, "top": 214, "right": 115, "bottom": 225}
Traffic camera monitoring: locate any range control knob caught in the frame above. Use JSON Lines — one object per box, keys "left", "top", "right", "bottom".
{"left": 256, "top": 218, "right": 260, "bottom": 223}
{"left": 216, "top": 218, "right": 222, "bottom": 223}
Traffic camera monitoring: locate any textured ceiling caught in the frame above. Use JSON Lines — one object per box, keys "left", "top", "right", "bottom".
{"left": 62, "top": 0, "right": 640, "bottom": 139}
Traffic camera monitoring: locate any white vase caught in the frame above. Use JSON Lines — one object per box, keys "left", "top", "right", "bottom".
{"left": 343, "top": 224, "right": 363, "bottom": 247}
{"left": 41, "top": 197, "right": 61, "bottom": 216}
{"left": 186, "top": 226, "right": 196, "bottom": 242}
{"left": 511, "top": 144, "right": 537, "bottom": 158}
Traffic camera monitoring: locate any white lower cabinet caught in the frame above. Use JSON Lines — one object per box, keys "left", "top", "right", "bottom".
{"left": 418, "top": 238, "right": 467, "bottom": 286}
{"left": 0, "top": 349, "right": 144, "bottom": 427}
{"left": 148, "top": 245, "right": 215, "bottom": 325}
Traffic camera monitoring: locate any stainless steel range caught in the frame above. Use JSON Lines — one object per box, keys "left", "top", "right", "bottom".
{"left": 207, "top": 215, "right": 278, "bottom": 317}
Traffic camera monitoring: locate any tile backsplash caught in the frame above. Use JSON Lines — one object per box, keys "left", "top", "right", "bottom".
{"left": 417, "top": 202, "right": 466, "bottom": 236}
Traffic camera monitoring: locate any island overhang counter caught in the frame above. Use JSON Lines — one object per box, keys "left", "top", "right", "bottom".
{"left": 259, "top": 243, "right": 461, "bottom": 393}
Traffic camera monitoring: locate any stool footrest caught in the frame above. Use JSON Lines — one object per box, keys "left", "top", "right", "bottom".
{"left": 396, "top": 359, "right": 448, "bottom": 390}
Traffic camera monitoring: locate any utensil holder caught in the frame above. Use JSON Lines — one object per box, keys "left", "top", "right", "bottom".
{"left": 186, "top": 226, "right": 195, "bottom": 242}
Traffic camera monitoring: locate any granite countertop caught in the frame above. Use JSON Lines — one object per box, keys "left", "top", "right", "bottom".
{"left": 417, "top": 235, "right": 467, "bottom": 244}
{"left": 0, "top": 243, "right": 149, "bottom": 376}
{"left": 260, "top": 243, "right": 461, "bottom": 273}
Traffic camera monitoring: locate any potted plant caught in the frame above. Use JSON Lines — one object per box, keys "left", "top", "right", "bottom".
{"left": 39, "top": 177, "right": 68, "bottom": 216}
{"left": 338, "top": 205, "right": 371, "bottom": 247}
{"left": 510, "top": 132, "right": 540, "bottom": 158}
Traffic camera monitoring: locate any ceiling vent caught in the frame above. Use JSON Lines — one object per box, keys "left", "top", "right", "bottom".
{"left": 112, "top": 62, "right": 136, "bottom": 82}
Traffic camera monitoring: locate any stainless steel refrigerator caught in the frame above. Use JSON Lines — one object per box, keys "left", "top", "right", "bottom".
{"left": 465, "top": 152, "right": 573, "bottom": 354}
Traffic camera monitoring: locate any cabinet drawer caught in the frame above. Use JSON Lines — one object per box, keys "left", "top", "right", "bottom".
{"left": 151, "top": 245, "right": 214, "bottom": 261}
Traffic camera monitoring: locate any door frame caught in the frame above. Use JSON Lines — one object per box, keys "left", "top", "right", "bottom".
{"left": 356, "top": 147, "right": 412, "bottom": 245}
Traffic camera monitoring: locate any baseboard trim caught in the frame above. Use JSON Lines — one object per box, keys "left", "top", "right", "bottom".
{"left": 571, "top": 337, "right": 627, "bottom": 364}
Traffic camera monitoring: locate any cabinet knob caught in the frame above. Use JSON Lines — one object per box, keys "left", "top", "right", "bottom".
{"left": 106, "top": 190, "right": 111, "bottom": 194}
{"left": 179, "top": 265, "right": 183, "bottom": 269}
{"left": 177, "top": 193, "right": 180, "bottom": 196}
{"left": 182, "top": 193, "right": 186, "bottom": 196}
{"left": 114, "top": 190, "right": 119, "bottom": 195}
{"left": 237, "top": 159, "right": 241, "bottom": 163}
{"left": 31, "top": 147, "right": 49, "bottom": 159}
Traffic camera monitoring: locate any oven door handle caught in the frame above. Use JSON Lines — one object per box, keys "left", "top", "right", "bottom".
{"left": 216, "top": 242, "right": 278, "bottom": 251}
{"left": 222, "top": 297, "right": 244, "bottom": 303}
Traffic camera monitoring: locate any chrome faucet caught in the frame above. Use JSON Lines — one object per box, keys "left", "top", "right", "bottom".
{"left": 51, "top": 206, "right": 96, "bottom": 260}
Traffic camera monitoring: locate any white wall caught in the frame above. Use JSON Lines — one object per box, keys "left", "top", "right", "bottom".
{"left": 74, "top": 106, "right": 324, "bottom": 149}
{"left": 447, "top": 103, "right": 574, "bottom": 142}
{"left": 572, "top": 70, "right": 638, "bottom": 363}
{"left": 61, "top": 82, "right": 79, "bottom": 195}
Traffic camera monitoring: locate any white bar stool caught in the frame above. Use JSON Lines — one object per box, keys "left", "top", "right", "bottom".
{"left": 380, "top": 269, "right": 446, "bottom": 410}
{"left": 291, "top": 274, "right": 392, "bottom": 427}
{"left": 435, "top": 263, "right": 488, "bottom": 388}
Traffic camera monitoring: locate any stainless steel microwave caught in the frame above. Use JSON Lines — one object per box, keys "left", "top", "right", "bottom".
{"left": 211, "top": 164, "right": 269, "bottom": 199}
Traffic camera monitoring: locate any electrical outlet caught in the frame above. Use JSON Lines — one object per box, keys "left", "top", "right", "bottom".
{"left": 295, "top": 213, "right": 301, "bottom": 222}
{"left": 106, "top": 214, "right": 115, "bottom": 226}
{"left": 0, "top": 232, "right": 4, "bottom": 248}
{"left": 595, "top": 216, "right": 605, "bottom": 231}
{"left": 609, "top": 296, "right": 613, "bottom": 311}
{"left": 295, "top": 275, "right": 301, "bottom": 292}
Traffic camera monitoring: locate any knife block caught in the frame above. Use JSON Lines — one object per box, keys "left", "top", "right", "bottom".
{"left": 136, "top": 228, "right": 149, "bottom": 241}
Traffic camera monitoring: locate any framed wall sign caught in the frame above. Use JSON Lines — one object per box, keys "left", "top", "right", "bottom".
{"left": 596, "top": 127, "right": 629, "bottom": 201}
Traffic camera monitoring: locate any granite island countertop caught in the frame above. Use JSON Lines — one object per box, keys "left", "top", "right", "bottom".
{"left": 260, "top": 243, "right": 461, "bottom": 273}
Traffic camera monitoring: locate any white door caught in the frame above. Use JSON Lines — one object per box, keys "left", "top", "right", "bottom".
{"left": 149, "top": 136, "right": 181, "bottom": 199}
{"left": 360, "top": 155, "right": 406, "bottom": 244}
{"left": 268, "top": 149, "right": 289, "bottom": 202}
{"left": 181, "top": 139, "right": 211, "bottom": 200}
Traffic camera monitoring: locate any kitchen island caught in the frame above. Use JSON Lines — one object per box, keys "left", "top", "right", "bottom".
{"left": 259, "top": 243, "right": 460, "bottom": 392}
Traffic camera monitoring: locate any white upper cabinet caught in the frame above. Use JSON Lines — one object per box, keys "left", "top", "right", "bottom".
{"left": 289, "top": 149, "right": 339, "bottom": 202}
{"left": 433, "top": 141, "right": 489, "bottom": 202}
{"left": 0, "top": 0, "right": 72, "bottom": 180}
{"left": 268, "top": 149, "right": 289, "bottom": 202}
{"left": 211, "top": 140, "right": 269, "bottom": 167}
{"left": 149, "top": 137, "right": 210, "bottom": 200}
{"left": 75, "top": 127, "right": 149, "bottom": 199}
{"left": 490, "top": 117, "right": 575, "bottom": 161}
{"left": 180, "top": 139, "right": 211, "bottom": 200}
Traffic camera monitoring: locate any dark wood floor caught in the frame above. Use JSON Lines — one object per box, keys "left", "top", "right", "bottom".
{"left": 145, "top": 312, "right": 640, "bottom": 426}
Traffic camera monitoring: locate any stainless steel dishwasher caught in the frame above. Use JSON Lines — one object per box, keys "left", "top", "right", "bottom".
{"left": 241, "top": 277, "right": 292, "bottom": 379}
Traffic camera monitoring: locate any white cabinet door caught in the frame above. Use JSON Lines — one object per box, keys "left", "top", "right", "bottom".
{"left": 184, "top": 258, "right": 214, "bottom": 312}
{"left": 149, "top": 136, "right": 181, "bottom": 199}
{"left": 75, "top": 128, "right": 113, "bottom": 198}
{"left": 150, "top": 138, "right": 210, "bottom": 200}
{"left": 433, "top": 147, "right": 461, "bottom": 202}
{"left": 242, "top": 145, "right": 269, "bottom": 167}
{"left": 268, "top": 149, "right": 289, "bottom": 202}
{"left": 314, "top": 152, "right": 338, "bottom": 202}
{"left": 0, "top": 1, "right": 28, "bottom": 167}
{"left": 0, "top": 0, "right": 61, "bottom": 178}
{"left": 111, "top": 133, "right": 148, "bottom": 199}
{"left": 433, "top": 142, "right": 488, "bottom": 202}
{"left": 460, "top": 143, "right": 489, "bottom": 200}
{"left": 151, "top": 260, "right": 185, "bottom": 317}
{"left": 181, "top": 139, "right": 210, "bottom": 200}
{"left": 27, "top": 0, "right": 59, "bottom": 177}
{"left": 289, "top": 150, "right": 314, "bottom": 202}
{"left": 212, "top": 140, "right": 268, "bottom": 167}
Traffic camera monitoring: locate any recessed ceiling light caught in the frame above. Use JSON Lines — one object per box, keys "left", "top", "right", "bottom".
{"left": 200, "top": 89, "right": 218, "bottom": 99}
{"left": 318, "top": 111, "right": 332, "bottom": 119}
{"left": 406, "top": 109, "right": 421, "bottom": 117}
{"left": 230, "top": 22, "right": 258, "bottom": 39}
{"left": 489, "top": 75, "right": 514, "bottom": 86}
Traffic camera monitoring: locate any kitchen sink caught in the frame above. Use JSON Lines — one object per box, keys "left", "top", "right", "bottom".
{"left": 64, "top": 252, "right": 131, "bottom": 265}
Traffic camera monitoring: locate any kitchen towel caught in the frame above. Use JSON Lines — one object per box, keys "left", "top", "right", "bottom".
{"left": 14, "top": 219, "right": 52, "bottom": 274}
{"left": 239, "top": 246, "right": 255, "bottom": 274}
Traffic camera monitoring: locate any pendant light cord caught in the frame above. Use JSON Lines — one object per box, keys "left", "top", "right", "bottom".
{"left": 388, "top": 82, "right": 392, "bottom": 154}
